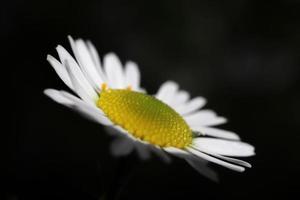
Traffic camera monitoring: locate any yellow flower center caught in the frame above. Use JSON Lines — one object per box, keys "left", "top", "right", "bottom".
{"left": 97, "top": 87, "right": 193, "bottom": 148}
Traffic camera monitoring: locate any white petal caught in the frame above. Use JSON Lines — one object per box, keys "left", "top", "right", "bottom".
{"left": 186, "top": 147, "right": 245, "bottom": 172}
{"left": 124, "top": 61, "right": 140, "bottom": 90}
{"left": 103, "top": 53, "right": 125, "bottom": 89}
{"left": 44, "top": 89, "right": 73, "bottom": 105}
{"left": 47, "top": 55, "right": 73, "bottom": 90}
{"left": 44, "top": 89, "right": 111, "bottom": 125}
{"left": 56, "top": 45, "right": 97, "bottom": 99}
{"left": 110, "top": 137, "right": 134, "bottom": 157}
{"left": 169, "top": 90, "right": 190, "bottom": 107}
{"left": 192, "top": 138, "right": 255, "bottom": 157}
{"left": 208, "top": 153, "right": 252, "bottom": 168}
{"left": 56, "top": 45, "right": 78, "bottom": 68}
{"left": 60, "top": 91, "right": 113, "bottom": 126}
{"left": 175, "top": 97, "right": 206, "bottom": 115}
{"left": 192, "top": 145, "right": 252, "bottom": 168}
{"left": 86, "top": 40, "right": 106, "bottom": 81}
{"left": 156, "top": 81, "right": 179, "bottom": 104}
{"left": 73, "top": 39, "right": 104, "bottom": 89}
{"left": 64, "top": 60, "right": 98, "bottom": 105}
{"left": 184, "top": 110, "right": 227, "bottom": 127}
{"left": 185, "top": 158, "right": 219, "bottom": 182}
{"left": 68, "top": 36, "right": 99, "bottom": 90}
{"left": 192, "top": 126, "right": 240, "bottom": 140}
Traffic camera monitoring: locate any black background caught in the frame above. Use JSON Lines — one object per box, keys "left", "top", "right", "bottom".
{"left": 5, "top": 0, "right": 300, "bottom": 199}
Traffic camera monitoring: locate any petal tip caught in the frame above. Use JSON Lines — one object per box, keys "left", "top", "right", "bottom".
{"left": 46, "top": 54, "right": 54, "bottom": 62}
{"left": 105, "top": 52, "right": 118, "bottom": 59}
{"left": 67, "top": 35, "right": 74, "bottom": 42}
{"left": 43, "top": 88, "right": 53, "bottom": 96}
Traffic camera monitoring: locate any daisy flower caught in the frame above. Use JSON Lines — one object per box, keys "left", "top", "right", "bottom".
{"left": 44, "top": 36, "right": 255, "bottom": 180}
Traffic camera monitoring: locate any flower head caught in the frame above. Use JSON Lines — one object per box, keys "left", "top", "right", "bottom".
{"left": 44, "top": 36, "right": 255, "bottom": 180}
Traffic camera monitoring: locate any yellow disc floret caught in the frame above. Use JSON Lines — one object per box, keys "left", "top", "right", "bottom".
{"left": 97, "top": 88, "right": 193, "bottom": 148}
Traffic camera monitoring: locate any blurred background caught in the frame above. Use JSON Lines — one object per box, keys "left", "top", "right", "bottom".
{"left": 5, "top": 0, "right": 300, "bottom": 199}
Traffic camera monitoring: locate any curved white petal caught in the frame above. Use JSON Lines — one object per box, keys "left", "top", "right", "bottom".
{"left": 62, "top": 94, "right": 112, "bottom": 126}
{"left": 191, "top": 145, "right": 252, "bottom": 168}
{"left": 61, "top": 91, "right": 112, "bottom": 126}
{"left": 184, "top": 110, "right": 227, "bottom": 127}
{"left": 44, "top": 89, "right": 112, "bottom": 126}
{"left": 64, "top": 60, "right": 98, "bottom": 105}
{"left": 103, "top": 53, "right": 125, "bottom": 89}
{"left": 71, "top": 38, "right": 104, "bottom": 89}
{"left": 192, "top": 138, "right": 255, "bottom": 157}
{"left": 192, "top": 126, "right": 240, "bottom": 140}
{"left": 125, "top": 61, "right": 140, "bottom": 91}
{"left": 168, "top": 90, "right": 190, "bottom": 108}
{"left": 86, "top": 40, "right": 106, "bottom": 81}
{"left": 44, "top": 89, "right": 73, "bottom": 105}
{"left": 175, "top": 97, "right": 206, "bottom": 115}
{"left": 110, "top": 137, "right": 134, "bottom": 157}
{"left": 56, "top": 45, "right": 97, "bottom": 101}
{"left": 47, "top": 55, "right": 73, "bottom": 90}
{"left": 186, "top": 147, "right": 245, "bottom": 172}
{"left": 156, "top": 81, "right": 179, "bottom": 104}
{"left": 208, "top": 153, "right": 252, "bottom": 168}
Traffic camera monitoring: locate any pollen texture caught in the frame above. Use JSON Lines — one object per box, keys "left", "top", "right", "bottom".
{"left": 97, "top": 89, "right": 193, "bottom": 148}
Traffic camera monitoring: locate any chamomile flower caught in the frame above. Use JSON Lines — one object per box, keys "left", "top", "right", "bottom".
{"left": 44, "top": 36, "right": 255, "bottom": 180}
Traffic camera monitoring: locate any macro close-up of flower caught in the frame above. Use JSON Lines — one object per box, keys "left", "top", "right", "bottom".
{"left": 6, "top": 1, "right": 300, "bottom": 200}
{"left": 44, "top": 36, "right": 255, "bottom": 180}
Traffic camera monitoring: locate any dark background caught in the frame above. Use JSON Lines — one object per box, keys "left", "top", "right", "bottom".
{"left": 5, "top": 0, "right": 300, "bottom": 199}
